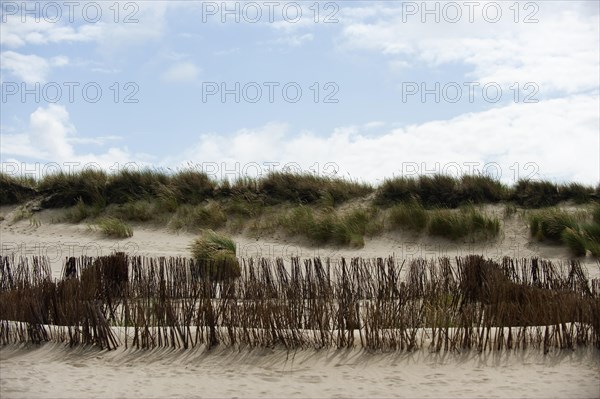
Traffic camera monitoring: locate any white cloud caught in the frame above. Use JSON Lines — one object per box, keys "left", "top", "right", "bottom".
{"left": 0, "top": 2, "right": 184, "bottom": 53}
{"left": 168, "top": 95, "right": 599, "bottom": 185}
{"left": 4, "top": 97, "right": 596, "bottom": 185}
{"left": 0, "top": 51, "right": 68, "bottom": 83}
{"left": 70, "top": 136, "right": 123, "bottom": 145}
{"left": 1, "top": 104, "right": 76, "bottom": 160}
{"left": 28, "top": 104, "right": 75, "bottom": 159}
{"left": 339, "top": 2, "right": 600, "bottom": 95}
{"left": 0, "top": 105, "right": 145, "bottom": 171}
{"left": 161, "top": 62, "right": 201, "bottom": 83}
{"left": 0, "top": 17, "right": 102, "bottom": 48}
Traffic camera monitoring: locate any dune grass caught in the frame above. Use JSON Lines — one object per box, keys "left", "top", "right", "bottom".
{"left": 39, "top": 170, "right": 108, "bottom": 208}
{"left": 94, "top": 217, "right": 133, "bottom": 238}
{"left": 170, "top": 169, "right": 216, "bottom": 204}
{"left": 10, "top": 206, "right": 31, "bottom": 223}
{"left": 105, "top": 169, "right": 170, "bottom": 204}
{"left": 561, "top": 228, "right": 587, "bottom": 256}
{"left": 3, "top": 169, "right": 599, "bottom": 249}
{"left": 528, "top": 205, "right": 600, "bottom": 256}
{"left": 0, "top": 174, "right": 37, "bottom": 205}
{"left": 427, "top": 207, "right": 500, "bottom": 240}
{"left": 529, "top": 208, "right": 583, "bottom": 241}
{"left": 189, "top": 230, "right": 240, "bottom": 280}
{"left": 108, "top": 200, "right": 156, "bottom": 222}
{"left": 376, "top": 175, "right": 596, "bottom": 208}
{"left": 387, "top": 201, "right": 429, "bottom": 232}
{"left": 275, "top": 206, "right": 381, "bottom": 248}
{"left": 4, "top": 169, "right": 597, "bottom": 211}
{"left": 376, "top": 174, "right": 507, "bottom": 207}
{"left": 256, "top": 172, "right": 373, "bottom": 205}
{"left": 169, "top": 202, "right": 227, "bottom": 231}
{"left": 386, "top": 202, "right": 499, "bottom": 241}
{"left": 62, "top": 199, "right": 103, "bottom": 223}
{"left": 512, "top": 180, "right": 597, "bottom": 208}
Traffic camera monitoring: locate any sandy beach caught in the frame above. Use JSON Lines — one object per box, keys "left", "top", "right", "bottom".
{"left": 2, "top": 342, "right": 599, "bottom": 398}
{"left": 3, "top": 1, "right": 599, "bottom": 397}
{"left": 1, "top": 205, "right": 599, "bottom": 398}
{"left": 2, "top": 204, "right": 599, "bottom": 279}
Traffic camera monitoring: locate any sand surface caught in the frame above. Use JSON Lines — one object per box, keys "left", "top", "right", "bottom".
{"left": 1, "top": 204, "right": 599, "bottom": 279}
{"left": 1, "top": 205, "right": 599, "bottom": 398}
{"left": 1, "top": 343, "right": 599, "bottom": 399}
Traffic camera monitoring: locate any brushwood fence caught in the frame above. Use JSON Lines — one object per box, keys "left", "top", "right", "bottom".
{"left": 0, "top": 254, "right": 598, "bottom": 352}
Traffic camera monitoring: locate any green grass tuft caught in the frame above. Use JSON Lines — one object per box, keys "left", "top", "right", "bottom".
{"left": 592, "top": 204, "right": 600, "bottom": 224}
{"left": 513, "top": 180, "right": 561, "bottom": 208}
{"left": 528, "top": 205, "right": 600, "bottom": 257}
{"left": 63, "top": 199, "right": 102, "bottom": 223}
{"left": 95, "top": 217, "right": 133, "bottom": 238}
{"left": 388, "top": 201, "right": 428, "bottom": 232}
{"left": 560, "top": 183, "right": 594, "bottom": 204}
{"left": 376, "top": 174, "right": 508, "bottom": 208}
{"left": 258, "top": 172, "right": 373, "bottom": 205}
{"left": 503, "top": 204, "right": 518, "bottom": 218}
{"left": 0, "top": 173, "right": 37, "bottom": 205}
{"left": 528, "top": 209, "right": 581, "bottom": 242}
{"left": 109, "top": 200, "right": 156, "bottom": 222}
{"left": 170, "top": 169, "right": 215, "bottom": 205}
{"left": 586, "top": 241, "right": 600, "bottom": 257}
{"left": 561, "top": 228, "right": 587, "bottom": 256}
{"left": 459, "top": 174, "right": 507, "bottom": 204}
{"left": 105, "top": 169, "right": 169, "bottom": 204}
{"left": 169, "top": 202, "right": 227, "bottom": 231}
{"left": 428, "top": 207, "right": 500, "bottom": 240}
{"left": 40, "top": 170, "right": 107, "bottom": 208}
{"left": 189, "top": 230, "right": 240, "bottom": 281}
{"left": 279, "top": 206, "right": 377, "bottom": 247}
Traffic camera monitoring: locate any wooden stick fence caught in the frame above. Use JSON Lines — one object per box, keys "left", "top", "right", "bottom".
{"left": 1, "top": 254, "right": 598, "bottom": 352}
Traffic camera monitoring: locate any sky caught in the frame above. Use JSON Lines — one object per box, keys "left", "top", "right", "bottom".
{"left": 1, "top": 0, "right": 599, "bottom": 185}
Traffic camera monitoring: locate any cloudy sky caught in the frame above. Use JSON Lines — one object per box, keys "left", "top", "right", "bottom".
{"left": 1, "top": 1, "right": 598, "bottom": 184}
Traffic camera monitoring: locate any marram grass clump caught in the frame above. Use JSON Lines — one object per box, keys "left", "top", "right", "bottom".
{"left": 189, "top": 230, "right": 240, "bottom": 281}
{"left": 528, "top": 208, "right": 581, "bottom": 241}
{"left": 528, "top": 205, "right": 600, "bottom": 256}
{"left": 278, "top": 206, "right": 379, "bottom": 248}
{"left": 94, "top": 217, "right": 133, "bottom": 238}
{"left": 427, "top": 206, "right": 500, "bottom": 240}
{"left": 388, "top": 201, "right": 428, "bottom": 232}
{"left": 169, "top": 202, "right": 227, "bottom": 231}
{"left": 561, "top": 228, "right": 587, "bottom": 257}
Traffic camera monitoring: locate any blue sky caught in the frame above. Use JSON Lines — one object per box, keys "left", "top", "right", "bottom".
{"left": 1, "top": 1, "right": 599, "bottom": 184}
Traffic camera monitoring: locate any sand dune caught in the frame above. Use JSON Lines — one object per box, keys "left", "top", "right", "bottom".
{"left": 1, "top": 205, "right": 599, "bottom": 398}
{"left": 1, "top": 204, "right": 599, "bottom": 280}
